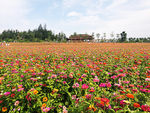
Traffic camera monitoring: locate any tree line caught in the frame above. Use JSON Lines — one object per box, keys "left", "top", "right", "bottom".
{"left": 0, "top": 24, "right": 67, "bottom": 42}
{"left": 0, "top": 25, "right": 150, "bottom": 42}
{"left": 94, "top": 31, "right": 150, "bottom": 43}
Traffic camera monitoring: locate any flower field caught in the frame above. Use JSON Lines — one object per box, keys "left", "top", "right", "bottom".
{"left": 0, "top": 43, "right": 150, "bottom": 113}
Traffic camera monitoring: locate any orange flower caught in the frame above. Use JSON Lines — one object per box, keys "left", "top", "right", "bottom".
{"left": 85, "top": 70, "right": 88, "bottom": 73}
{"left": 126, "top": 88, "right": 130, "bottom": 92}
{"left": 2, "top": 107, "right": 7, "bottom": 112}
{"left": 126, "top": 93, "right": 134, "bottom": 99}
{"left": 77, "top": 73, "right": 81, "bottom": 76}
{"left": 34, "top": 84, "right": 39, "bottom": 87}
{"left": 43, "top": 97, "right": 48, "bottom": 102}
{"left": 116, "top": 95, "right": 125, "bottom": 100}
{"left": 42, "top": 103, "right": 47, "bottom": 108}
{"left": 33, "top": 90, "right": 38, "bottom": 95}
{"left": 94, "top": 97, "right": 101, "bottom": 100}
{"left": 133, "top": 103, "right": 140, "bottom": 108}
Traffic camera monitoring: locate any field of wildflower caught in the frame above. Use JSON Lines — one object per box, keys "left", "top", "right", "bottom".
{"left": 0, "top": 43, "right": 150, "bottom": 113}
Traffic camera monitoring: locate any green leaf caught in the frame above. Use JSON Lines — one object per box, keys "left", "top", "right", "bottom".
{"left": 107, "top": 109, "right": 116, "bottom": 113}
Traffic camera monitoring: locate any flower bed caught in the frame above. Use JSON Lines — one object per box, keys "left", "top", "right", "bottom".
{"left": 0, "top": 43, "right": 150, "bottom": 112}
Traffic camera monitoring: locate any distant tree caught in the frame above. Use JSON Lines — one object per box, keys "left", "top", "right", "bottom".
{"left": 96, "top": 33, "right": 100, "bottom": 42}
{"left": 73, "top": 32, "right": 77, "bottom": 36}
{"left": 110, "top": 32, "right": 114, "bottom": 38}
{"left": 120, "top": 31, "right": 127, "bottom": 42}
{"left": 91, "top": 32, "right": 95, "bottom": 38}
{"left": 116, "top": 34, "right": 120, "bottom": 39}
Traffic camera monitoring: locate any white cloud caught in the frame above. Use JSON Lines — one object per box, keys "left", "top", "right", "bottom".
{"left": 62, "top": 0, "right": 150, "bottom": 37}
{"left": 0, "top": 0, "right": 49, "bottom": 32}
{"left": 106, "top": 0, "right": 128, "bottom": 10}
{"left": 0, "top": 0, "right": 150, "bottom": 38}
{"left": 0, "top": 0, "right": 31, "bottom": 31}
{"left": 67, "top": 11, "right": 81, "bottom": 17}
{"left": 62, "top": 0, "right": 80, "bottom": 8}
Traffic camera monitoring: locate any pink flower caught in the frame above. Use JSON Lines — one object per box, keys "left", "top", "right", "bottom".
{"left": 20, "top": 75, "right": 24, "bottom": 78}
{"left": 47, "top": 70, "right": 53, "bottom": 73}
{"left": 72, "top": 95, "right": 76, "bottom": 100}
{"left": 82, "top": 84, "right": 89, "bottom": 89}
{"left": 69, "top": 73, "right": 73, "bottom": 78}
{"left": 72, "top": 83, "right": 79, "bottom": 88}
{"left": 93, "top": 76, "right": 99, "bottom": 82}
{"left": 132, "top": 89, "right": 138, "bottom": 92}
{"left": 117, "top": 73, "right": 126, "bottom": 77}
{"left": 78, "top": 78, "right": 82, "bottom": 82}
{"left": 32, "top": 73, "right": 36, "bottom": 75}
{"left": 119, "top": 69, "right": 124, "bottom": 72}
{"left": 14, "top": 101, "right": 19, "bottom": 106}
{"left": 120, "top": 100, "right": 126, "bottom": 107}
{"left": 51, "top": 74, "right": 57, "bottom": 78}
{"left": 85, "top": 94, "right": 92, "bottom": 100}
{"left": 63, "top": 81, "right": 67, "bottom": 84}
{"left": 106, "top": 82, "right": 111, "bottom": 87}
{"left": 99, "top": 83, "right": 106, "bottom": 87}
{"left": 145, "top": 78, "right": 150, "bottom": 81}
{"left": 63, "top": 106, "right": 68, "bottom": 113}
{"left": 4, "top": 92, "right": 10, "bottom": 96}
{"left": 42, "top": 107, "right": 51, "bottom": 112}
{"left": 81, "top": 74, "right": 87, "bottom": 78}
{"left": 17, "top": 88, "right": 24, "bottom": 92}
{"left": 30, "top": 88, "right": 35, "bottom": 91}
{"left": 12, "top": 88, "right": 16, "bottom": 92}
{"left": 122, "top": 81, "right": 130, "bottom": 84}
{"left": 114, "top": 83, "right": 121, "bottom": 87}
{"left": 91, "top": 73, "right": 95, "bottom": 76}
{"left": 111, "top": 75, "right": 117, "bottom": 79}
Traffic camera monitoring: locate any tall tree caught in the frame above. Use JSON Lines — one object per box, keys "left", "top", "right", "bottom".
{"left": 96, "top": 33, "right": 100, "bottom": 42}
{"left": 120, "top": 31, "right": 127, "bottom": 42}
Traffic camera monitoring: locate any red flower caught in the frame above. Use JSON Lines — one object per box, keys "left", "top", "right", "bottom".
{"left": 85, "top": 94, "right": 92, "bottom": 100}
{"left": 126, "top": 93, "right": 134, "bottom": 99}
{"left": 120, "top": 91, "right": 125, "bottom": 94}
{"left": 133, "top": 103, "right": 140, "bottom": 108}
{"left": 0, "top": 100, "right": 3, "bottom": 104}
{"left": 11, "top": 93, "right": 15, "bottom": 98}
{"left": 141, "top": 105, "right": 150, "bottom": 112}
{"left": 101, "top": 98, "right": 110, "bottom": 106}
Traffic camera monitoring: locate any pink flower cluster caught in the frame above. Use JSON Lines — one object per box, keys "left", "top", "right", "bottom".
{"left": 99, "top": 82, "right": 111, "bottom": 88}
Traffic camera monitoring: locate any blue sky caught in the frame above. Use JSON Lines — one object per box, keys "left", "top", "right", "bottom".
{"left": 0, "top": 0, "right": 150, "bottom": 38}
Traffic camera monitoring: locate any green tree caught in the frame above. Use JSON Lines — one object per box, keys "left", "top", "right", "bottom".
{"left": 120, "top": 31, "right": 127, "bottom": 42}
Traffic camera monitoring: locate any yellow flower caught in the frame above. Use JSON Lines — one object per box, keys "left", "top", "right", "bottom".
{"left": 54, "top": 89, "right": 58, "bottom": 92}
{"left": 33, "top": 90, "right": 38, "bottom": 94}
{"left": 89, "top": 105, "right": 94, "bottom": 109}
{"left": 52, "top": 89, "right": 58, "bottom": 94}
{"left": 88, "top": 105, "right": 97, "bottom": 112}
